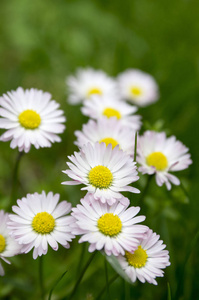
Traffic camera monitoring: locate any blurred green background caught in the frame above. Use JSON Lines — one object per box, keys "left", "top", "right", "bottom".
{"left": 0, "top": 0, "right": 199, "bottom": 299}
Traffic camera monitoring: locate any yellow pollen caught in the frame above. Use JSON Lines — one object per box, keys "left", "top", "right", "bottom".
{"left": 103, "top": 107, "right": 121, "bottom": 120}
{"left": 97, "top": 213, "right": 122, "bottom": 236}
{"left": 88, "top": 165, "right": 113, "bottom": 189}
{"left": 100, "top": 137, "right": 119, "bottom": 149}
{"left": 32, "top": 212, "right": 55, "bottom": 234}
{"left": 130, "top": 86, "right": 142, "bottom": 96}
{"left": 125, "top": 246, "right": 148, "bottom": 268}
{"left": 0, "top": 234, "right": 6, "bottom": 253}
{"left": 146, "top": 151, "right": 168, "bottom": 171}
{"left": 87, "top": 87, "right": 103, "bottom": 97}
{"left": 19, "top": 109, "right": 41, "bottom": 129}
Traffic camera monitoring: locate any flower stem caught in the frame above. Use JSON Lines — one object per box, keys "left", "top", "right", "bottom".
{"left": 76, "top": 243, "right": 86, "bottom": 276}
{"left": 48, "top": 270, "right": 68, "bottom": 300}
{"left": 174, "top": 230, "right": 199, "bottom": 299}
{"left": 180, "top": 182, "right": 190, "bottom": 202}
{"left": 39, "top": 256, "right": 45, "bottom": 300}
{"left": 104, "top": 256, "right": 110, "bottom": 299}
{"left": 69, "top": 251, "right": 96, "bottom": 300}
{"left": 167, "top": 282, "right": 171, "bottom": 300}
{"left": 139, "top": 175, "right": 153, "bottom": 206}
{"left": 10, "top": 151, "right": 24, "bottom": 204}
{"left": 124, "top": 280, "right": 130, "bottom": 300}
{"left": 133, "top": 131, "right": 138, "bottom": 162}
{"left": 96, "top": 273, "right": 119, "bottom": 300}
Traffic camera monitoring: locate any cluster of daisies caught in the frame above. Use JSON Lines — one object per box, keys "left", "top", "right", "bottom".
{"left": 0, "top": 67, "right": 192, "bottom": 286}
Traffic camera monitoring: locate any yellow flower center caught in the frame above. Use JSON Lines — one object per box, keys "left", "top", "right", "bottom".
{"left": 103, "top": 108, "right": 121, "bottom": 120}
{"left": 97, "top": 213, "right": 122, "bottom": 236}
{"left": 125, "top": 246, "right": 148, "bottom": 268}
{"left": 88, "top": 165, "right": 113, "bottom": 189}
{"left": 100, "top": 137, "right": 119, "bottom": 149}
{"left": 19, "top": 109, "right": 41, "bottom": 129}
{"left": 32, "top": 212, "right": 55, "bottom": 234}
{"left": 0, "top": 234, "right": 6, "bottom": 253}
{"left": 146, "top": 151, "right": 168, "bottom": 171}
{"left": 130, "top": 86, "right": 143, "bottom": 96}
{"left": 87, "top": 87, "right": 103, "bottom": 97}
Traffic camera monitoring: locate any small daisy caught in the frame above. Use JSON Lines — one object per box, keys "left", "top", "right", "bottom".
{"left": 74, "top": 117, "right": 136, "bottom": 155}
{"left": 62, "top": 142, "right": 140, "bottom": 206}
{"left": 117, "top": 229, "right": 170, "bottom": 285}
{"left": 66, "top": 67, "right": 117, "bottom": 104}
{"left": 0, "top": 210, "right": 21, "bottom": 276}
{"left": 117, "top": 69, "right": 159, "bottom": 106}
{"left": 71, "top": 193, "right": 148, "bottom": 256}
{"left": 0, "top": 87, "right": 66, "bottom": 152}
{"left": 137, "top": 131, "right": 192, "bottom": 190}
{"left": 8, "top": 191, "right": 75, "bottom": 259}
{"left": 81, "top": 95, "right": 142, "bottom": 131}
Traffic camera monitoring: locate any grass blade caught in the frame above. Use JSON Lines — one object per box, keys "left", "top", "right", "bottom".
{"left": 133, "top": 131, "right": 138, "bottom": 162}
{"left": 48, "top": 270, "right": 68, "bottom": 300}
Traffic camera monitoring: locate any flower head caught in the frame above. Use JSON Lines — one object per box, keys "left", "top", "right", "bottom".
{"left": 117, "top": 228, "right": 170, "bottom": 285}
{"left": 8, "top": 191, "right": 75, "bottom": 259}
{"left": 137, "top": 131, "right": 192, "bottom": 190}
{"left": 0, "top": 87, "right": 66, "bottom": 152}
{"left": 81, "top": 95, "right": 142, "bottom": 131}
{"left": 71, "top": 193, "right": 148, "bottom": 256}
{"left": 62, "top": 142, "right": 140, "bottom": 205}
{"left": 75, "top": 117, "right": 136, "bottom": 155}
{"left": 117, "top": 69, "right": 159, "bottom": 106}
{"left": 0, "top": 210, "right": 21, "bottom": 276}
{"left": 66, "top": 67, "right": 117, "bottom": 104}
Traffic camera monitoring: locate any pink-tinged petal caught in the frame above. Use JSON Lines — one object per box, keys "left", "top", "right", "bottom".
{"left": 7, "top": 192, "right": 74, "bottom": 259}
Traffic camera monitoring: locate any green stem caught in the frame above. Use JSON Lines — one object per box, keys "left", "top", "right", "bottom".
{"left": 39, "top": 256, "right": 45, "bottom": 300}
{"left": 133, "top": 131, "right": 138, "bottom": 162}
{"left": 139, "top": 175, "right": 153, "bottom": 207}
{"left": 180, "top": 182, "right": 190, "bottom": 202}
{"left": 10, "top": 151, "right": 24, "bottom": 204}
{"left": 104, "top": 257, "right": 110, "bottom": 299}
{"left": 125, "top": 280, "right": 130, "bottom": 300}
{"left": 76, "top": 243, "right": 86, "bottom": 276}
{"left": 48, "top": 270, "right": 68, "bottom": 300}
{"left": 69, "top": 251, "right": 96, "bottom": 300}
{"left": 174, "top": 230, "right": 199, "bottom": 299}
{"left": 96, "top": 274, "right": 119, "bottom": 300}
{"left": 167, "top": 282, "right": 172, "bottom": 300}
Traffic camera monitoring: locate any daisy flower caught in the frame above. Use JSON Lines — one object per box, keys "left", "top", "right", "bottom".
{"left": 0, "top": 210, "right": 21, "bottom": 276}
{"left": 71, "top": 193, "right": 148, "bottom": 256}
{"left": 137, "top": 131, "right": 192, "bottom": 190}
{"left": 81, "top": 95, "right": 142, "bottom": 131}
{"left": 74, "top": 117, "right": 136, "bottom": 155}
{"left": 66, "top": 67, "right": 117, "bottom": 104}
{"left": 117, "top": 69, "right": 159, "bottom": 107}
{"left": 8, "top": 191, "right": 75, "bottom": 259}
{"left": 0, "top": 87, "right": 66, "bottom": 152}
{"left": 117, "top": 228, "right": 170, "bottom": 285}
{"left": 62, "top": 142, "right": 140, "bottom": 206}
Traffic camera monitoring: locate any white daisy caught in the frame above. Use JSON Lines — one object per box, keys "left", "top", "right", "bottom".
{"left": 137, "top": 131, "right": 192, "bottom": 190}
{"left": 0, "top": 210, "right": 21, "bottom": 276}
{"left": 74, "top": 116, "right": 136, "bottom": 155}
{"left": 70, "top": 193, "right": 148, "bottom": 256}
{"left": 117, "top": 69, "right": 159, "bottom": 106}
{"left": 117, "top": 228, "right": 170, "bottom": 285}
{"left": 81, "top": 95, "right": 142, "bottom": 131}
{"left": 62, "top": 142, "right": 140, "bottom": 206}
{"left": 0, "top": 87, "right": 66, "bottom": 153}
{"left": 8, "top": 191, "right": 75, "bottom": 259}
{"left": 66, "top": 67, "right": 117, "bottom": 104}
